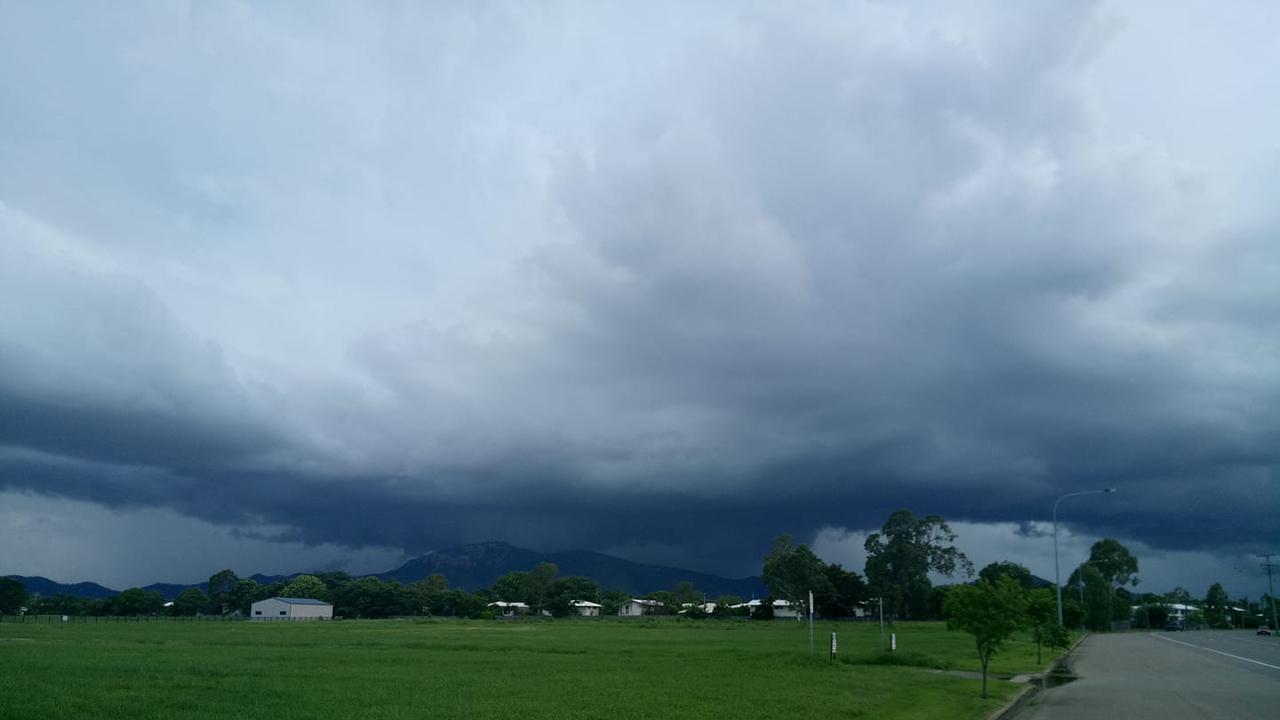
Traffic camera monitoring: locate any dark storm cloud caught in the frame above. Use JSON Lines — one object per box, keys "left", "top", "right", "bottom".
{"left": 1, "top": 1, "right": 1278, "bottom": 582}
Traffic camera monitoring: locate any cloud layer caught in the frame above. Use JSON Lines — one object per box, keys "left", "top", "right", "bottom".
{"left": 1, "top": 1, "right": 1277, "bottom": 586}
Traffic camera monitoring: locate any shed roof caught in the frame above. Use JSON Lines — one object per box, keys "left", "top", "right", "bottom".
{"left": 272, "top": 597, "right": 331, "bottom": 606}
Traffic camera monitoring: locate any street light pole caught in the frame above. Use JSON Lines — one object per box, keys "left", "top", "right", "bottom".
{"left": 1054, "top": 488, "right": 1117, "bottom": 626}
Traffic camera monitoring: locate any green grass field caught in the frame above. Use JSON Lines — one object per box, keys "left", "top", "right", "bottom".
{"left": 0, "top": 618, "right": 1063, "bottom": 719}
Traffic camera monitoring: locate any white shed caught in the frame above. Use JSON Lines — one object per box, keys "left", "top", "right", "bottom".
{"left": 618, "top": 598, "right": 662, "bottom": 617}
{"left": 570, "top": 600, "right": 602, "bottom": 617}
{"left": 488, "top": 601, "right": 531, "bottom": 617}
{"left": 251, "top": 597, "right": 333, "bottom": 621}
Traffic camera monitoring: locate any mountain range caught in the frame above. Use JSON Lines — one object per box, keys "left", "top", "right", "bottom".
{"left": 6, "top": 541, "right": 767, "bottom": 600}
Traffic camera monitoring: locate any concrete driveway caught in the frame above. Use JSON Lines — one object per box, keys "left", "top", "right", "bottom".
{"left": 1019, "top": 630, "right": 1279, "bottom": 720}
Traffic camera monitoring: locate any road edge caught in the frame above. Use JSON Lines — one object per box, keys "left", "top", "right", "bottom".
{"left": 988, "top": 632, "right": 1091, "bottom": 720}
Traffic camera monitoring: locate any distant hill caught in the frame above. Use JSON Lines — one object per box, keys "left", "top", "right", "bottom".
{"left": 8, "top": 542, "right": 767, "bottom": 600}
{"left": 378, "top": 541, "right": 767, "bottom": 598}
{"left": 6, "top": 575, "right": 117, "bottom": 599}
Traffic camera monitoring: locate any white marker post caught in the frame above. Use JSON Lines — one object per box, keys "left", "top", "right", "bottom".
{"left": 891, "top": 632, "right": 897, "bottom": 652}
{"left": 830, "top": 631, "right": 838, "bottom": 664}
{"left": 808, "top": 590, "right": 815, "bottom": 658}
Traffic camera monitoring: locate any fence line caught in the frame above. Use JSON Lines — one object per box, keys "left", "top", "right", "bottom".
{"left": 1, "top": 613, "right": 250, "bottom": 623}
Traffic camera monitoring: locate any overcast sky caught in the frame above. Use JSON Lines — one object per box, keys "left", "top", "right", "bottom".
{"left": 1, "top": 1, "right": 1277, "bottom": 599}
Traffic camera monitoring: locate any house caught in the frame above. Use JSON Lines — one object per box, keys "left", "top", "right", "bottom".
{"left": 487, "top": 601, "right": 531, "bottom": 617}
{"left": 570, "top": 600, "right": 602, "bottom": 617}
{"left": 250, "top": 597, "right": 333, "bottom": 621}
{"left": 676, "top": 602, "right": 717, "bottom": 615}
{"left": 618, "top": 598, "right": 663, "bottom": 617}
{"left": 730, "top": 598, "right": 805, "bottom": 619}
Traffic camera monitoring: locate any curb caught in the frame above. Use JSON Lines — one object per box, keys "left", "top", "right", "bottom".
{"left": 986, "top": 683, "right": 1036, "bottom": 720}
{"left": 988, "top": 633, "right": 1091, "bottom": 720}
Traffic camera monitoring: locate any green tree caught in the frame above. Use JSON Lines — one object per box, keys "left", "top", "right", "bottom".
{"left": 0, "top": 577, "right": 28, "bottom": 614}
{"left": 761, "top": 534, "right": 833, "bottom": 615}
{"left": 407, "top": 574, "right": 450, "bottom": 615}
{"left": 600, "top": 589, "right": 629, "bottom": 616}
{"left": 1087, "top": 539, "right": 1139, "bottom": 591}
{"left": 944, "top": 577, "right": 1028, "bottom": 698}
{"left": 815, "top": 563, "right": 867, "bottom": 618}
{"left": 492, "top": 571, "right": 529, "bottom": 602}
{"left": 547, "top": 576, "right": 601, "bottom": 617}
{"left": 114, "top": 588, "right": 164, "bottom": 616}
{"left": 673, "top": 581, "right": 701, "bottom": 606}
{"left": 207, "top": 569, "right": 238, "bottom": 614}
{"left": 524, "top": 562, "right": 559, "bottom": 615}
{"left": 1137, "top": 603, "right": 1169, "bottom": 629}
{"left": 978, "top": 562, "right": 1035, "bottom": 589}
{"left": 1203, "top": 582, "right": 1231, "bottom": 628}
{"left": 1026, "top": 588, "right": 1070, "bottom": 665}
{"left": 864, "top": 509, "right": 974, "bottom": 619}
{"left": 282, "top": 574, "right": 329, "bottom": 601}
{"left": 1165, "top": 586, "right": 1192, "bottom": 604}
{"left": 171, "top": 588, "right": 208, "bottom": 616}
{"left": 1078, "top": 564, "right": 1111, "bottom": 631}
{"left": 228, "top": 579, "right": 259, "bottom": 616}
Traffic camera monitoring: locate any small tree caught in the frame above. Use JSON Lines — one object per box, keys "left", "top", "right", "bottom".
{"left": 944, "top": 577, "right": 1028, "bottom": 698}
{"left": 1026, "top": 588, "right": 1069, "bottom": 665}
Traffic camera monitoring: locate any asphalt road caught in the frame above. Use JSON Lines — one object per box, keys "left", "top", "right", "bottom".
{"left": 1019, "top": 630, "right": 1280, "bottom": 720}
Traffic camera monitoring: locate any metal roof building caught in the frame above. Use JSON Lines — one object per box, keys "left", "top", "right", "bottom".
{"left": 251, "top": 597, "right": 334, "bottom": 621}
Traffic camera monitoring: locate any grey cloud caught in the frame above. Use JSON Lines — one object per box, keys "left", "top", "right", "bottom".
{"left": 1, "top": 2, "right": 1277, "bottom": 587}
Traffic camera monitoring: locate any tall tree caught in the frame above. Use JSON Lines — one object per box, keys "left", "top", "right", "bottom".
{"left": 1203, "top": 582, "right": 1231, "bottom": 628}
{"left": 762, "top": 534, "right": 833, "bottom": 615}
{"left": 673, "top": 581, "right": 701, "bottom": 605}
{"left": 944, "top": 577, "right": 1028, "bottom": 698}
{"left": 492, "top": 572, "right": 529, "bottom": 602}
{"left": 207, "top": 569, "right": 238, "bottom": 614}
{"left": 815, "top": 563, "right": 867, "bottom": 618}
{"left": 864, "top": 509, "right": 974, "bottom": 619}
{"left": 1087, "top": 539, "right": 1139, "bottom": 590}
{"left": 524, "top": 562, "right": 559, "bottom": 615}
{"left": 0, "top": 577, "right": 28, "bottom": 615}
{"left": 1079, "top": 564, "right": 1111, "bottom": 631}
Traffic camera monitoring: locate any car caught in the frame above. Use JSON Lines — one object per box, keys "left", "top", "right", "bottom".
{"left": 1258, "top": 625, "right": 1272, "bottom": 636}
{"left": 1164, "top": 621, "right": 1183, "bottom": 631}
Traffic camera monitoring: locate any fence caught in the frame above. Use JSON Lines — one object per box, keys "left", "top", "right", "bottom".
{"left": 0, "top": 614, "right": 249, "bottom": 623}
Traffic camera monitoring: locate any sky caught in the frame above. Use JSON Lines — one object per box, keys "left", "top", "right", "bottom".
{"left": 1, "top": 1, "right": 1277, "bottom": 599}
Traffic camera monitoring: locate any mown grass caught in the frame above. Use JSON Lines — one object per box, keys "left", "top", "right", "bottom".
{"left": 0, "top": 618, "right": 1059, "bottom": 719}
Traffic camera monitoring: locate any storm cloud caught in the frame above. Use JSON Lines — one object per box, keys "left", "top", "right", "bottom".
{"left": 1, "top": 1, "right": 1277, "bottom": 591}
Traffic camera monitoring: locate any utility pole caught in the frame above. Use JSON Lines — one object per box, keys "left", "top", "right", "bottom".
{"left": 1261, "top": 554, "right": 1278, "bottom": 631}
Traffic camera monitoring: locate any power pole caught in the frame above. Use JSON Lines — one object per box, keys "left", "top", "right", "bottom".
{"left": 1261, "top": 554, "right": 1278, "bottom": 631}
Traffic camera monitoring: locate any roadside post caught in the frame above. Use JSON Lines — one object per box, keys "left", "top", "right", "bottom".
{"left": 808, "top": 590, "right": 815, "bottom": 659}
{"left": 891, "top": 632, "right": 897, "bottom": 652}
{"left": 878, "top": 597, "right": 885, "bottom": 650}
{"left": 830, "top": 631, "right": 837, "bottom": 663}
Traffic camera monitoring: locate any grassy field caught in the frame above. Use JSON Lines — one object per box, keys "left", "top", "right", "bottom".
{"left": 0, "top": 618, "right": 1063, "bottom": 719}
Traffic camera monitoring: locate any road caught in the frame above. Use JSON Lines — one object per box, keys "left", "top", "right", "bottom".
{"left": 1019, "top": 630, "right": 1280, "bottom": 720}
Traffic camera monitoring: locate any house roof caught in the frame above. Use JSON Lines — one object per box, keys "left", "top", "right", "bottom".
{"left": 273, "top": 597, "right": 331, "bottom": 606}
{"left": 487, "top": 601, "right": 530, "bottom": 608}
{"left": 628, "top": 598, "right": 662, "bottom": 606}
{"left": 570, "top": 601, "right": 602, "bottom": 607}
